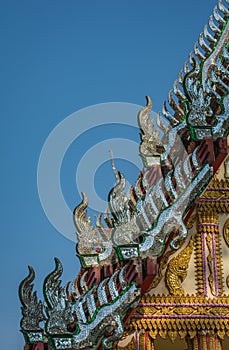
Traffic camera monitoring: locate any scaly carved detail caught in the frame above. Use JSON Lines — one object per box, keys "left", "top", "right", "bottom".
{"left": 19, "top": 266, "right": 46, "bottom": 331}
{"left": 185, "top": 59, "right": 214, "bottom": 127}
{"left": 165, "top": 238, "right": 194, "bottom": 296}
{"left": 108, "top": 153, "right": 129, "bottom": 224}
{"left": 74, "top": 193, "right": 113, "bottom": 260}
{"left": 43, "top": 258, "right": 74, "bottom": 334}
{"left": 146, "top": 249, "right": 176, "bottom": 292}
{"left": 162, "top": 101, "right": 180, "bottom": 125}
{"left": 138, "top": 96, "right": 163, "bottom": 167}
{"left": 70, "top": 265, "right": 141, "bottom": 350}
{"left": 168, "top": 89, "right": 184, "bottom": 117}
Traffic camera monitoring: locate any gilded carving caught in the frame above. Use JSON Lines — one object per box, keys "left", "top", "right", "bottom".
{"left": 223, "top": 218, "right": 229, "bottom": 291}
{"left": 224, "top": 156, "right": 229, "bottom": 179}
{"left": 209, "top": 307, "right": 229, "bottom": 316}
{"left": 168, "top": 330, "right": 177, "bottom": 343}
{"left": 138, "top": 96, "right": 163, "bottom": 167}
{"left": 165, "top": 238, "right": 194, "bottom": 296}
{"left": 174, "top": 307, "right": 194, "bottom": 315}
{"left": 194, "top": 230, "right": 204, "bottom": 295}
{"left": 223, "top": 218, "right": 229, "bottom": 247}
{"left": 196, "top": 210, "right": 224, "bottom": 297}
{"left": 146, "top": 249, "right": 175, "bottom": 291}
{"left": 206, "top": 234, "right": 215, "bottom": 296}
{"left": 198, "top": 179, "right": 229, "bottom": 213}
{"left": 198, "top": 211, "right": 218, "bottom": 227}
{"left": 186, "top": 214, "right": 197, "bottom": 229}
{"left": 215, "top": 225, "right": 224, "bottom": 296}
{"left": 127, "top": 295, "right": 229, "bottom": 343}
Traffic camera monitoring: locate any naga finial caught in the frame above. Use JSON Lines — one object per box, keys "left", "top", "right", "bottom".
{"left": 19, "top": 266, "right": 46, "bottom": 332}
{"left": 108, "top": 150, "right": 129, "bottom": 224}
{"left": 138, "top": 96, "right": 163, "bottom": 167}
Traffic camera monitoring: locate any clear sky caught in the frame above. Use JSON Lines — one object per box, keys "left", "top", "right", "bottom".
{"left": 1, "top": 0, "right": 217, "bottom": 349}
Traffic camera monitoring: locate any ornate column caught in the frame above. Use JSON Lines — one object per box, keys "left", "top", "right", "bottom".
{"left": 139, "top": 331, "right": 155, "bottom": 350}
{"left": 195, "top": 211, "right": 224, "bottom": 298}
{"left": 186, "top": 333, "right": 222, "bottom": 350}
{"left": 185, "top": 211, "right": 224, "bottom": 350}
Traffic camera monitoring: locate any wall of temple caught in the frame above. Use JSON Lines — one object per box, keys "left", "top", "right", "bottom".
{"left": 118, "top": 153, "right": 229, "bottom": 350}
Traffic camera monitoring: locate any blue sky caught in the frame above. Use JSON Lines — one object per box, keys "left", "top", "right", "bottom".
{"left": 1, "top": 0, "right": 216, "bottom": 348}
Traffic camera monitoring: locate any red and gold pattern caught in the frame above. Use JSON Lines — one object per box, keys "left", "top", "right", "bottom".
{"left": 120, "top": 172, "right": 229, "bottom": 350}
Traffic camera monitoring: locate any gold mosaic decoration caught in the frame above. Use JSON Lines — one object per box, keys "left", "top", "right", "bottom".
{"left": 214, "top": 221, "right": 224, "bottom": 296}
{"left": 223, "top": 218, "right": 229, "bottom": 247}
{"left": 205, "top": 233, "right": 215, "bottom": 296}
{"left": 223, "top": 218, "right": 229, "bottom": 289}
{"left": 198, "top": 179, "right": 229, "bottom": 213}
{"left": 196, "top": 211, "right": 224, "bottom": 297}
{"left": 125, "top": 172, "right": 229, "bottom": 349}
{"left": 126, "top": 295, "right": 229, "bottom": 341}
{"left": 194, "top": 229, "right": 205, "bottom": 295}
{"left": 186, "top": 214, "right": 197, "bottom": 230}
{"left": 165, "top": 238, "right": 193, "bottom": 296}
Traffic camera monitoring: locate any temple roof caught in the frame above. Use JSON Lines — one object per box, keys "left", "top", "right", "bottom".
{"left": 19, "top": 1, "right": 229, "bottom": 349}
